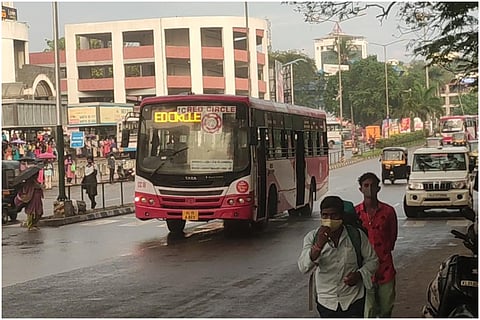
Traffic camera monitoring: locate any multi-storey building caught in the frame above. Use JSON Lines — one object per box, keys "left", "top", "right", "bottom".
{"left": 313, "top": 23, "right": 367, "bottom": 74}
{"left": 30, "top": 16, "right": 270, "bottom": 106}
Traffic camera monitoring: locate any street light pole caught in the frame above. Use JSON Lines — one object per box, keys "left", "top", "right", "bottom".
{"left": 336, "top": 31, "right": 344, "bottom": 158}
{"left": 53, "top": 1, "right": 66, "bottom": 201}
{"left": 282, "top": 58, "right": 307, "bottom": 104}
{"left": 244, "top": 1, "right": 250, "bottom": 97}
{"left": 370, "top": 39, "right": 408, "bottom": 139}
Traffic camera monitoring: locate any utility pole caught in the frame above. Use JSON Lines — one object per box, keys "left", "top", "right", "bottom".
{"left": 53, "top": 1, "right": 66, "bottom": 201}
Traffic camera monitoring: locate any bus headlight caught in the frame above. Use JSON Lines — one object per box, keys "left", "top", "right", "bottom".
{"left": 409, "top": 182, "right": 424, "bottom": 190}
{"left": 238, "top": 198, "right": 245, "bottom": 204}
{"left": 227, "top": 199, "right": 235, "bottom": 205}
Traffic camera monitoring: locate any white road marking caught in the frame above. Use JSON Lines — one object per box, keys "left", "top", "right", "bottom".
{"left": 446, "top": 220, "right": 470, "bottom": 227}
{"left": 79, "top": 220, "right": 119, "bottom": 226}
{"left": 402, "top": 220, "right": 426, "bottom": 227}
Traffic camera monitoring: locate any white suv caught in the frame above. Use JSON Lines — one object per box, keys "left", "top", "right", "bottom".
{"left": 403, "top": 146, "right": 474, "bottom": 218}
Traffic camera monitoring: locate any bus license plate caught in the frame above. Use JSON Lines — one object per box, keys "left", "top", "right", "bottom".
{"left": 182, "top": 210, "right": 199, "bottom": 221}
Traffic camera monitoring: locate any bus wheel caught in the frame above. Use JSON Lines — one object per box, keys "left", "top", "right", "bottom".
{"left": 166, "top": 219, "right": 186, "bottom": 234}
{"left": 252, "top": 188, "right": 276, "bottom": 232}
{"left": 300, "top": 183, "right": 315, "bottom": 217}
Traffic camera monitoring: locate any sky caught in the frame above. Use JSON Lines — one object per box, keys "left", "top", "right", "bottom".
{"left": 12, "top": 1, "right": 420, "bottom": 63}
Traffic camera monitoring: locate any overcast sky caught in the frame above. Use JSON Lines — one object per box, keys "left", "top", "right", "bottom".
{"left": 13, "top": 1, "right": 419, "bottom": 63}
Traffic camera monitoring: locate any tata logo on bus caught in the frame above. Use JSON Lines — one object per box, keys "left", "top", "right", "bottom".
{"left": 154, "top": 112, "right": 201, "bottom": 123}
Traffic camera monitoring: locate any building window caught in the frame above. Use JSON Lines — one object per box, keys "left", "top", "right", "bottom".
{"left": 78, "top": 65, "right": 113, "bottom": 79}
{"left": 202, "top": 60, "right": 223, "bottom": 77}
{"left": 201, "top": 28, "right": 222, "bottom": 47}
{"left": 165, "top": 29, "right": 190, "bottom": 46}
{"left": 76, "top": 33, "right": 112, "bottom": 49}
{"left": 234, "top": 61, "right": 248, "bottom": 79}
{"left": 166, "top": 59, "right": 190, "bottom": 76}
{"left": 122, "top": 30, "right": 154, "bottom": 47}
{"left": 125, "top": 63, "right": 155, "bottom": 77}
{"left": 233, "top": 31, "right": 247, "bottom": 50}
{"left": 60, "top": 67, "right": 67, "bottom": 79}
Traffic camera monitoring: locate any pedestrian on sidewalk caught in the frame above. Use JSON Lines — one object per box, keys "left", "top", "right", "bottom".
{"left": 65, "top": 154, "right": 75, "bottom": 184}
{"left": 14, "top": 169, "right": 44, "bottom": 231}
{"left": 107, "top": 153, "right": 116, "bottom": 183}
{"left": 355, "top": 172, "right": 398, "bottom": 318}
{"left": 82, "top": 156, "right": 98, "bottom": 209}
{"left": 43, "top": 159, "right": 54, "bottom": 190}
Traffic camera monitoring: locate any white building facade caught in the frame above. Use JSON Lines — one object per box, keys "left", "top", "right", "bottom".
{"left": 30, "top": 16, "right": 270, "bottom": 105}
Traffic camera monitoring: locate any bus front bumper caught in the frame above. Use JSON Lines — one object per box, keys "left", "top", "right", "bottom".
{"left": 135, "top": 204, "right": 254, "bottom": 221}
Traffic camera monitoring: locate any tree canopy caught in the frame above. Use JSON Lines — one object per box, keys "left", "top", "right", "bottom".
{"left": 289, "top": 2, "right": 478, "bottom": 76}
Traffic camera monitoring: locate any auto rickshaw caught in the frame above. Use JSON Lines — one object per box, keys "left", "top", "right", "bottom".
{"left": 380, "top": 147, "right": 410, "bottom": 184}
{"left": 2, "top": 160, "right": 21, "bottom": 223}
{"left": 452, "top": 132, "right": 467, "bottom": 146}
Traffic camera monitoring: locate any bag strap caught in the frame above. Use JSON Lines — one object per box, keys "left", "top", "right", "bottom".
{"left": 345, "top": 224, "right": 363, "bottom": 268}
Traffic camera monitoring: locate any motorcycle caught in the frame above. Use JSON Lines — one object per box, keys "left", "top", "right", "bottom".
{"left": 117, "top": 161, "right": 135, "bottom": 181}
{"left": 422, "top": 206, "right": 478, "bottom": 318}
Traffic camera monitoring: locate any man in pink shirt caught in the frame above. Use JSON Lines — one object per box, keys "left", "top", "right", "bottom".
{"left": 355, "top": 172, "right": 398, "bottom": 318}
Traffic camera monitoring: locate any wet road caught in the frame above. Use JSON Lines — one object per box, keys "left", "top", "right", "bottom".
{"left": 2, "top": 156, "right": 472, "bottom": 317}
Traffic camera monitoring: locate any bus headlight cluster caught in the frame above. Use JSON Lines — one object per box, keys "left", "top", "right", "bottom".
{"left": 408, "top": 182, "right": 424, "bottom": 190}
{"left": 135, "top": 196, "right": 156, "bottom": 205}
{"left": 225, "top": 196, "right": 253, "bottom": 206}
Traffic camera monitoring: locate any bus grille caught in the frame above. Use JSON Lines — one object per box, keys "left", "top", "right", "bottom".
{"left": 423, "top": 182, "right": 452, "bottom": 191}
{"left": 158, "top": 189, "right": 224, "bottom": 196}
{"left": 160, "top": 196, "right": 223, "bottom": 209}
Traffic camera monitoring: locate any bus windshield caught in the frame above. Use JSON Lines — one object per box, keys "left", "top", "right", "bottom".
{"left": 440, "top": 119, "right": 463, "bottom": 132}
{"left": 137, "top": 103, "right": 249, "bottom": 175}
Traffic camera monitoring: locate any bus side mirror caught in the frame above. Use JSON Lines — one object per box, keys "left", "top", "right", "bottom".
{"left": 249, "top": 127, "right": 258, "bottom": 146}
{"left": 121, "top": 129, "right": 130, "bottom": 148}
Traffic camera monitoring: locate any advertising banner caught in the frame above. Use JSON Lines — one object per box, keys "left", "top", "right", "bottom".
{"left": 275, "top": 60, "right": 284, "bottom": 103}
{"left": 414, "top": 117, "right": 424, "bottom": 131}
{"left": 68, "top": 107, "right": 97, "bottom": 125}
{"left": 400, "top": 118, "right": 411, "bottom": 133}
{"left": 99, "top": 106, "right": 133, "bottom": 124}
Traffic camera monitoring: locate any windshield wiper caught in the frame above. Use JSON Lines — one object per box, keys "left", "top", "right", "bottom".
{"left": 151, "top": 147, "right": 189, "bottom": 176}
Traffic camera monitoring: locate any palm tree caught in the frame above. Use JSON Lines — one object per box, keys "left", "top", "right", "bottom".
{"left": 396, "top": 83, "right": 443, "bottom": 121}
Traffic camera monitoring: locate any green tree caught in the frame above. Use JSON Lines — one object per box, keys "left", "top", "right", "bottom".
{"left": 269, "top": 50, "right": 325, "bottom": 108}
{"left": 456, "top": 91, "right": 479, "bottom": 115}
{"left": 44, "top": 37, "right": 65, "bottom": 52}
{"left": 289, "top": 2, "right": 478, "bottom": 76}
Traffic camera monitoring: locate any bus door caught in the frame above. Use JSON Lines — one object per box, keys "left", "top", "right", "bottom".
{"left": 256, "top": 127, "right": 268, "bottom": 220}
{"left": 295, "top": 131, "right": 306, "bottom": 206}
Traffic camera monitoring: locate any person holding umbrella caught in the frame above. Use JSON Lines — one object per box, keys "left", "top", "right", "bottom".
{"left": 82, "top": 156, "right": 98, "bottom": 209}
{"left": 13, "top": 166, "right": 44, "bottom": 231}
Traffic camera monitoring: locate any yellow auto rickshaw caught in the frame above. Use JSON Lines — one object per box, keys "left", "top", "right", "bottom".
{"left": 452, "top": 132, "right": 467, "bottom": 146}
{"left": 380, "top": 147, "right": 410, "bottom": 184}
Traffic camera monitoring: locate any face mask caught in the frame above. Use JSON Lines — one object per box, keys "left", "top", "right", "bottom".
{"left": 321, "top": 218, "right": 343, "bottom": 231}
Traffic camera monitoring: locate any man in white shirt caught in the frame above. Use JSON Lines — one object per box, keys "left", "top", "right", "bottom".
{"left": 298, "top": 196, "right": 378, "bottom": 318}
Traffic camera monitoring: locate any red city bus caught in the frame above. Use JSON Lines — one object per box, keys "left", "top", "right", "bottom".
{"left": 439, "top": 115, "right": 478, "bottom": 145}
{"left": 122, "top": 94, "right": 329, "bottom": 234}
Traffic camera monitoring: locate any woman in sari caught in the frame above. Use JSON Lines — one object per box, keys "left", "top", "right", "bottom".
{"left": 14, "top": 171, "right": 44, "bottom": 231}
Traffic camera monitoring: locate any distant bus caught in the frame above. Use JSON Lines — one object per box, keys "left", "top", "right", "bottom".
{"left": 117, "top": 112, "right": 139, "bottom": 158}
{"left": 124, "top": 94, "right": 329, "bottom": 234}
{"left": 439, "top": 115, "right": 478, "bottom": 144}
{"left": 326, "top": 118, "right": 341, "bottom": 148}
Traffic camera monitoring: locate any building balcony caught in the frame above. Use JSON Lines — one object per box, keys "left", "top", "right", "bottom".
{"left": 203, "top": 76, "right": 225, "bottom": 89}
{"left": 257, "top": 52, "right": 265, "bottom": 65}
{"left": 60, "top": 79, "right": 67, "bottom": 92}
{"left": 77, "top": 48, "right": 112, "bottom": 62}
{"left": 29, "top": 51, "right": 66, "bottom": 65}
{"left": 258, "top": 80, "right": 266, "bottom": 93}
{"left": 235, "top": 78, "right": 248, "bottom": 91}
{"left": 78, "top": 78, "right": 114, "bottom": 91}
{"left": 123, "top": 45, "right": 155, "bottom": 60}
{"left": 202, "top": 47, "right": 224, "bottom": 60}
{"left": 167, "top": 75, "right": 191, "bottom": 88}
{"left": 125, "top": 76, "right": 156, "bottom": 89}
{"left": 165, "top": 46, "right": 190, "bottom": 59}
{"left": 234, "top": 49, "right": 248, "bottom": 63}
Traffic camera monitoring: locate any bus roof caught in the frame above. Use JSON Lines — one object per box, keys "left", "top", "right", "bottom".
{"left": 140, "top": 94, "right": 326, "bottom": 119}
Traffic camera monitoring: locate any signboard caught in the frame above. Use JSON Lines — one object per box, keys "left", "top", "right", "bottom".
{"left": 99, "top": 106, "right": 132, "bottom": 124}
{"left": 68, "top": 107, "right": 97, "bottom": 125}
{"left": 70, "top": 131, "right": 85, "bottom": 148}
{"left": 2, "top": 6, "right": 17, "bottom": 21}
{"left": 323, "top": 64, "right": 350, "bottom": 74}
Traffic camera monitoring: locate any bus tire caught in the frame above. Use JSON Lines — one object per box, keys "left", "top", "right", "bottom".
{"left": 166, "top": 219, "right": 186, "bottom": 234}
{"left": 252, "top": 187, "right": 277, "bottom": 232}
